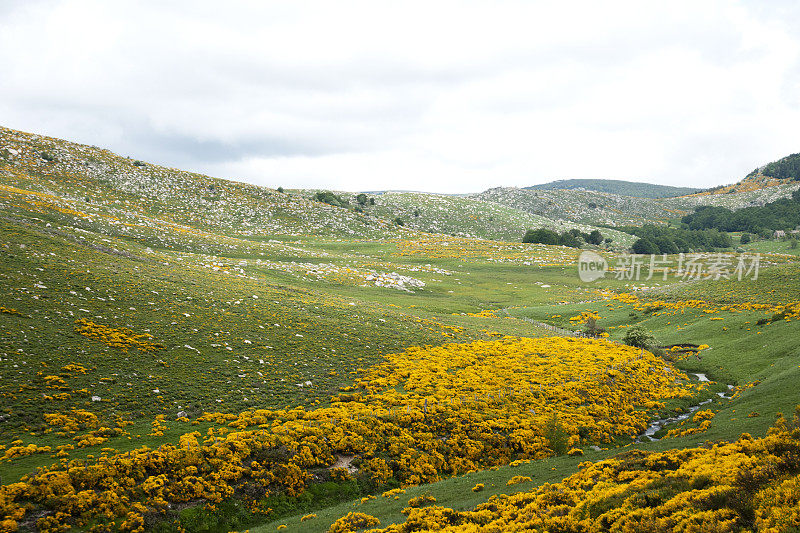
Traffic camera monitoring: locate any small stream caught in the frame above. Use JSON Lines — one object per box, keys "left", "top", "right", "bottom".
{"left": 636, "top": 373, "right": 734, "bottom": 443}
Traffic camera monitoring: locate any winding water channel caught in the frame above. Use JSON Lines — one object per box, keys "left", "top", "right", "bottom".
{"left": 636, "top": 373, "right": 735, "bottom": 442}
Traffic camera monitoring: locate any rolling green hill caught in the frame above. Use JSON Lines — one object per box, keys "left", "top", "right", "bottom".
{"left": 755, "top": 151, "right": 800, "bottom": 181}
{"left": 471, "top": 186, "right": 683, "bottom": 227}
{"left": 1, "top": 126, "right": 799, "bottom": 532}
{"left": 671, "top": 151, "right": 800, "bottom": 201}
{"left": 661, "top": 180, "right": 800, "bottom": 211}
{"left": 475, "top": 182, "right": 800, "bottom": 230}
{"left": 525, "top": 178, "right": 701, "bottom": 198}
{"left": 289, "top": 188, "right": 635, "bottom": 246}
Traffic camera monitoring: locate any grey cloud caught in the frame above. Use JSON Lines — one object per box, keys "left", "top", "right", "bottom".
{"left": 126, "top": 130, "right": 333, "bottom": 165}
{"left": 1, "top": 1, "right": 799, "bottom": 193}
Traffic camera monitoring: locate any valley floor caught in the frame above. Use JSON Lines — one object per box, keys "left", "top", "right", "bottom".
{"left": 1, "top": 127, "right": 800, "bottom": 532}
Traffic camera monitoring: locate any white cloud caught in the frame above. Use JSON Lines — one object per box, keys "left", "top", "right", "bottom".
{"left": 1, "top": 0, "right": 799, "bottom": 193}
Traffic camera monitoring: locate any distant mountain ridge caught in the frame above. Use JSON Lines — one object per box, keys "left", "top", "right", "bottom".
{"left": 525, "top": 179, "right": 701, "bottom": 199}
{"left": 689, "top": 152, "right": 800, "bottom": 197}
{"left": 3, "top": 124, "right": 797, "bottom": 238}
{"left": 0, "top": 125, "right": 633, "bottom": 246}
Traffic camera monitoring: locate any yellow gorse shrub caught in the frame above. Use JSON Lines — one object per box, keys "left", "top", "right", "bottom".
{"left": 609, "top": 292, "right": 800, "bottom": 322}
{"left": 0, "top": 337, "right": 694, "bottom": 530}
{"left": 327, "top": 512, "right": 380, "bottom": 533}
{"left": 73, "top": 318, "right": 163, "bottom": 352}
{"left": 366, "top": 413, "right": 800, "bottom": 532}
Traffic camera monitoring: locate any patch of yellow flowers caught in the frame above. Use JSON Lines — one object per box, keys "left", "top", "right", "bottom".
{"left": 73, "top": 318, "right": 163, "bottom": 352}
{"left": 0, "top": 337, "right": 695, "bottom": 531}
{"left": 366, "top": 410, "right": 800, "bottom": 533}
{"left": 610, "top": 292, "right": 800, "bottom": 322}
{"left": 328, "top": 512, "right": 380, "bottom": 533}
{"left": 569, "top": 310, "right": 600, "bottom": 322}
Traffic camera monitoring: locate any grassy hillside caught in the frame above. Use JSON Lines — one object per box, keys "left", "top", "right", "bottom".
{"left": 1, "top": 126, "right": 799, "bottom": 533}
{"left": 0, "top": 128, "right": 407, "bottom": 242}
{"left": 674, "top": 152, "right": 800, "bottom": 201}
{"left": 0, "top": 127, "right": 602, "bottom": 432}
{"left": 257, "top": 258, "right": 800, "bottom": 531}
{"left": 471, "top": 186, "right": 682, "bottom": 227}
{"left": 288, "top": 189, "right": 636, "bottom": 247}
{"left": 525, "top": 178, "right": 701, "bottom": 198}
{"left": 663, "top": 181, "right": 800, "bottom": 210}
{"left": 475, "top": 184, "right": 800, "bottom": 230}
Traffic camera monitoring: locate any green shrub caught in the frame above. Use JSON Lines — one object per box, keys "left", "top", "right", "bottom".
{"left": 314, "top": 191, "right": 349, "bottom": 208}
{"left": 622, "top": 223, "right": 732, "bottom": 252}
{"left": 523, "top": 228, "right": 560, "bottom": 245}
{"left": 582, "top": 316, "right": 605, "bottom": 338}
{"left": 543, "top": 412, "right": 569, "bottom": 455}
{"left": 559, "top": 232, "right": 583, "bottom": 248}
{"left": 588, "top": 229, "right": 604, "bottom": 245}
{"left": 623, "top": 326, "right": 654, "bottom": 348}
{"left": 522, "top": 228, "right": 589, "bottom": 248}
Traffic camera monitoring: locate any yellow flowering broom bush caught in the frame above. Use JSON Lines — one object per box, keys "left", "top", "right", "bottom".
{"left": 328, "top": 512, "right": 380, "bottom": 533}
{"left": 365, "top": 410, "right": 800, "bottom": 532}
{"left": 0, "top": 337, "right": 695, "bottom": 530}
{"left": 73, "top": 318, "right": 163, "bottom": 352}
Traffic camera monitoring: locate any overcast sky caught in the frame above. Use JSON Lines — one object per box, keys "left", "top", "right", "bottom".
{"left": 2, "top": 1, "right": 799, "bottom": 193}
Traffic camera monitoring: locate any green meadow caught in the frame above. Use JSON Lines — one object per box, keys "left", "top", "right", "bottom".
{"left": 1, "top": 126, "right": 799, "bottom": 532}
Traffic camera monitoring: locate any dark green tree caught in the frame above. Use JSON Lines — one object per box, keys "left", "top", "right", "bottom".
{"left": 559, "top": 232, "right": 583, "bottom": 248}
{"left": 653, "top": 236, "right": 679, "bottom": 254}
{"left": 523, "top": 228, "right": 560, "bottom": 245}
{"left": 631, "top": 238, "right": 659, "bottom": 255}
{"left": 314, "top": 191, "right": 349, "bottom": 208}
